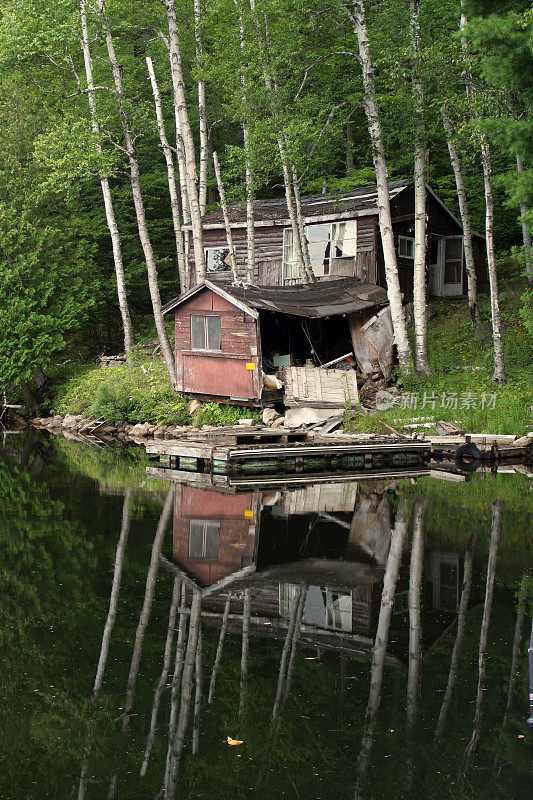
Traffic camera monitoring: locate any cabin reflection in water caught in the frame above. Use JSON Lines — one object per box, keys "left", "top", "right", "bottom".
{"left": 170, "top": 479, "right": 477, "bottom": 661}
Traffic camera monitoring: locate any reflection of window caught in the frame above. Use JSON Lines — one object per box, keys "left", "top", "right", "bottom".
{"left": 283, "top": 221, "right": 357, "bottom": 281}
{"left": 279, "top": 583, "right": 352, "bottom": 632}
{"left": 325, "top": 590, "right": 352, "bottom": 631}
{"left": 439, "top": 561, "right": 459, "bottom": 610}
{"left": 191, "top": 314, "right": 221, "bottom": 351}
{"left": 444, "top": 237, "right": 463, "bottom": 284}
{"left": 205, "top": 247, "right": 232, "bottom": 272}
{"left": 393, "top": 590, "right": 409, "bottom": 614}
{"left": 189, "top": 520, "right": 220, "bottom": 559}
{"left": 398, "top": 236, "right": 415, "bottom": 259}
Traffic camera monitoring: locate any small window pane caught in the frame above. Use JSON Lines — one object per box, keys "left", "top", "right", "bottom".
{"left": 206, "top": 315, "right": 221, "bottom": 350}
{"left": 205, "top": 523, "right": 220, "bottom": 558}
{"left": 191, "top": 315, "right": 206, "bottom": 349}
{"left": 399, "top": 237, "right": 414, "bottom": 258}
{"left": 445, "top": 238, "right": 462, "bottom": 260}
{"left": 189, "top": 521, "right": 204, "bottom": 558}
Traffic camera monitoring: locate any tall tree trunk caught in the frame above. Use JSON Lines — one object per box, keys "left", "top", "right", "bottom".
{"left": 354, "top": 503, "right": 408, "bottom": 800}
{"left": 140, "top": 577, "right": 181, "bottom": 777}
{"left": 346, "top": 121, "right": 354, "bottom": 174}
{"left": 405, "top": 498, "right": 426, "bottom": 793}
{"left": 208, "top": 592, "right": 232, "bottom": 703}
{"left": 460, "top": 1, "right": 506, "bottom": 382}
{"left": 410, "top": 0, "right": 431, "bottom": 376}
{"left": 108, "top": 486, "right": 173, "bottom": 800}
{"left": 441, "top": 107, "right": 481, "bottom": 325}
{"left": 212, "top": 151, "right": 239, "bottom": 282}
{"left": 95, "top": 0, "right": 176, "bottom": 385}
{"left": 272, "top": 587, "right": 302, "bottom": 721}
{"left": 434, "top": 532, "right": 476, "bottom": 741}
{"left": 192, "top": 629, "right": 203, "bottom": 755}
{"left": 165, "top": 0, "right": 206, "bottom": 283}
{"left": 292, "top": 165, "right": 315, "bottom": 281}
{"left": 516, "top": 154, "right": 533, "bottom": 287}
{"left": 80, "top": 0, "right": 134, "bottom": 363}
{"left": 146, "top": 57, "right": 188, "bottom": 293}
{"left": 78, "top": 490, "right": 132, "bottom": 800}
{"left": 165, "top": 589, "right": 202, "bottom": 800}
{"left": 283, "top": 585, "right": 307, "bottom": 699}
{"left": 461, "top": 501, "right": 502, "bottom": 776}
{"left": 249, "top": 0, "right": 313, "bottom": 284}
{"left": 239, "top": 588, "right": 252, "bottom": 716}
{"left": 234, "top": 0, "right": 256, "bottom": 283}
{"left": 164, "top": 583, "right": 188, "bottom": 787}
{"left": 349, "top": 1, "right": 413, "bottom": 372}
{"left": 194, "top": 0, "right": 208, "bottom": 217}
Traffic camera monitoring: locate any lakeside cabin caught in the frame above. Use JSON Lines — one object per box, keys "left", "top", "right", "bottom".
{"left": 184, "top": 179, "right": 487, "bottom": 298}
{"left": 163, "top": 180, "right": 487, "bottom": 403}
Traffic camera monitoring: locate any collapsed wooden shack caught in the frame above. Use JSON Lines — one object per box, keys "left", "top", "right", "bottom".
{"left": 162, "top": 276, "right": 391, "bottom": 407}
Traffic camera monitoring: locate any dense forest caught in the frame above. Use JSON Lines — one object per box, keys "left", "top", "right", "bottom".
{"left": 0, "top": 0, "right": 532, "bottom": 393}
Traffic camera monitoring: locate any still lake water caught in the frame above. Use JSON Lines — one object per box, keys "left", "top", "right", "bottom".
{"left": 1, "top": 432, "right": 532, "bottom": 799}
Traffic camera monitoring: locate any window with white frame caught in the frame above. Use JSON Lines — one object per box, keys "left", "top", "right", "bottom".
{"left": 282, "top": 220, "right": 357, "bottom": 281}
{"left": 205, "top": 246, "right": 232, "bottom": 273}
{"left": 398, "top": 236, "right": 415, "bottom": 259}
{"left": 190, "top": 314, "right": 222, "bottom": 351}
{"left": 188, "top": 520, "right": 220, "bottom": 559}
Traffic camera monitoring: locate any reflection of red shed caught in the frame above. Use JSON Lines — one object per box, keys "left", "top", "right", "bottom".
{"left": 173, "top": 484, "right": 259, "bottom": 586}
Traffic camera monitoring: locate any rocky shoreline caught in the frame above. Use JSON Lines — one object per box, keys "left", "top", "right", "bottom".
{"left": 32, "top": 414, "right": 208, "bottom": 445}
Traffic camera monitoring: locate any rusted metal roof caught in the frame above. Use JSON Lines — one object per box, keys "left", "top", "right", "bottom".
{"left": 195, "top": 180, "right": 412, "bottom": 229}
{"left": 162, "top": 278, "right": 389, "bottom": 319}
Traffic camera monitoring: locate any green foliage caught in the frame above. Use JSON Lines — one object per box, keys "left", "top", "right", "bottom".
{"left": 194, "top": 402, "right": 260, "bottom": 427}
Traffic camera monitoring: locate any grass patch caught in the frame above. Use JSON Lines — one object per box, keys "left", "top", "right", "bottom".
{"left": 345, "top": 288, "right": 533, "bottom": 436}
{"left": 52, "top": 360, "right": 259, "bottom": 427}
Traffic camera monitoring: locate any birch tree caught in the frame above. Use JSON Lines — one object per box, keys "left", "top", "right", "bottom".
{"left": 409, "top": 0, "right": 430, "bottom": 375}
{"left": 94, "top": 0, "right": 176, "bottom": 385}
{"left": 516, "top": 154, "right": 533, "bottom": 287}
{"left": 194, "top": 0, "right": 209, "bottom": 217}
{"left": 347, "top": 1, "right": 413, "bottom": 372}
{"left": 441, "top": 107, "right": 482, "bottom": 324}
{"left": 79, "top": 0, "right": 134, "bottom": 364}
{"left": 212, "top": 151, "right": 239, "bottom": 282}
{"left": 165, "top": 0, "right": 206, "bottom": 283}
{"left": 146, "top": 57, "right": 188, "bottom": 293}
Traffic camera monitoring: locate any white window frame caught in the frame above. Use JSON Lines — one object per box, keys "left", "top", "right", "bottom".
{"left": 398, "top": 236, "right": 415, "bottom": 259}
{"left": 282, "top": 220, "right": 357, "bottom": 282}
{"left": 190, "top": 314, "right": 222, "bottom": 351}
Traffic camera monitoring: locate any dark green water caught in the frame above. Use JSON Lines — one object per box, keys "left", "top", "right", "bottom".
{"left": 1, "top": 432, "right": 532, "bottom": 800}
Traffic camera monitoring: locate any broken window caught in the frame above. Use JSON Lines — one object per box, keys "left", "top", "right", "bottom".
{"left": 205, "top": 247, "right": 232, "bottom": 272}
{"left": 191, "top": 314, "right": 222, "bottom": 350}
{"left": 282, "top": 220, "right": 357, "bottom": 282}
{"left": 189, "top": 520, "right": 220, "bottom": 559}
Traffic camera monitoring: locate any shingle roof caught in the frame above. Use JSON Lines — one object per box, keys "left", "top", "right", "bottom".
{"left": 162, "top": 277, "right": 389, "bottom": 319}
{"left": 196, "top": 179, "right": 412, "bottom": 228}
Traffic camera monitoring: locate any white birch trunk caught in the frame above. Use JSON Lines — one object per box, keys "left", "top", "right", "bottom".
{"left": 164, "top": 583, "right": 188, "bottom": 788}
{"left": 78, "top": 490, "right": 132, "bottom": 800}
{"left": 434, "top": 532, "right": 476, "bottom": 741}
{"left": 481, "top": 138, "right": 506, "bottom": 383}
{"left": 146, "top": 57, "right": 188, "bottom": 293}
{"left": 354, "top": 501, "right": 408, "bottom": 800}
{"left": 460, "top": 1, "right": 506, "bottom": 382}
{"left": 192, "top": 629, "right": 203, "bottom": 755}
{"left": 292, "top": 166, "right": 315, "bottom": 282}
{"left": 272, "top": 586, "right": 302, "bottom": 721}
{"left": 410, "top": 0, "right": 430, "bottom": 375}
{"left": 284, "top": 585, "right": 307, "bottom": 699}
{"left": 208, "top": 592, "right": 232, "bottom": 703}
{"left": 239, "top": 588, "right": 252, "bottom": 716}
{"left": 165, "top": 589, "right": 202, "bottom": 800}
{"left": 165, "top": 0, "right": 206, "bottom": 283}
{"left": 234, "top": 0, "right": 256, "bottom": 284}
{"left": 461, "top": 501, "right": 502, "bottom": 774}
{"left": 108, "top": 486, "right": 174, "bottom": 800}
{"left": 516, "top": 154, "right": 533, "bottom": 287}
{"left": 350, "top": 2, "right": 413, "bottom": 371}
{"left": 194, "top": 0, "right": 208, "bottom": 217}
{"left": 95, "top": 0, "right": 176, "bottom": 386}
{"left": 140, "top": 576, "right": 181, "bottom": 777}
{"left": 79, "top": 0, "right": 134, "bottom": 364}
{"left": 212, "top": 151, "right": 239, "bottom": 282}
{"left": 441, "top": 107, "right": 481, "bottom": 324}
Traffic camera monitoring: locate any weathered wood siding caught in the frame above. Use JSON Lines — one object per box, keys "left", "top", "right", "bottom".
{"left": 174, "top": 286, "right": 261, "bottom": 400}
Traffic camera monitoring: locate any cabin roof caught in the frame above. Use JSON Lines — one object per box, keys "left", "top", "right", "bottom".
{"left": 162, "top": 277, "right": 389, "bottom": 319}
{"left": 195, "top": 179, "right": 413, "bottom": 229}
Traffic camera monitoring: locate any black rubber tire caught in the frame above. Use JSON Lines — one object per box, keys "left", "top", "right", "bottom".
{"left": 454, "top": 443, "right": 482, "bottom": 472}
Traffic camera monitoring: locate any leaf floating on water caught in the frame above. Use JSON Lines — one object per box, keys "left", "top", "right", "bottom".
{"left": 227, "top": 736, "right": 243, "bottom": 746}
